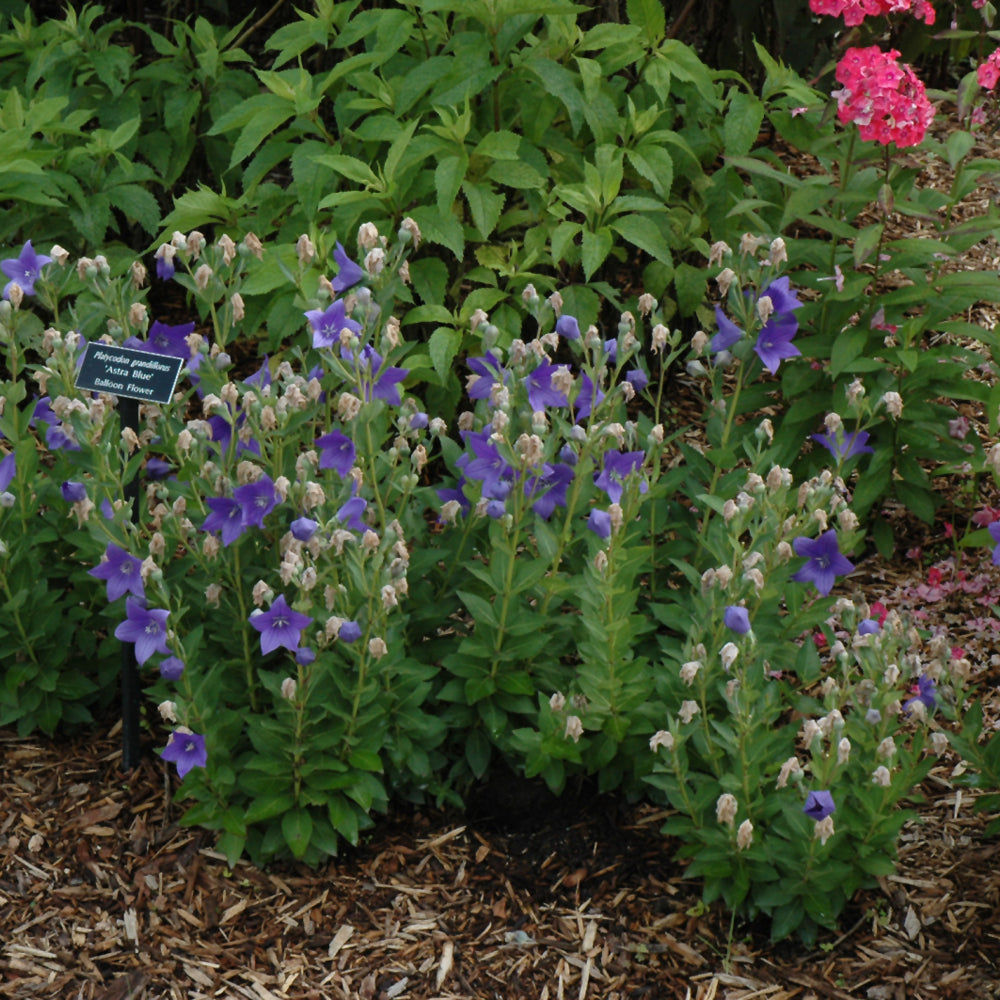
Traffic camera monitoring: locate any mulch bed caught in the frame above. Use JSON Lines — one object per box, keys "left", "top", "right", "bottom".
{"left": 2, "top": 712, "right": 1000, "bottom": 1000}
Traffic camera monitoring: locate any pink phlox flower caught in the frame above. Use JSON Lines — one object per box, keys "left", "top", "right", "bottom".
{"left": 833, "top": 46, "right": 933, "bottom": 149}
{"left": 978, "top": 50, "right": 1000, "bottom": 91}
{"left": 871, "top": 307, "right": 898, "bottom": 333}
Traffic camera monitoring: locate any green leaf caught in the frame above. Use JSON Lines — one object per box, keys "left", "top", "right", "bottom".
{"left": 724, "top": 91, "right": 765, "bottom": 158}
{"left": 435, "top": 154, "right": 468, "bottom": 216}
{"left": 282, "top": 808, "right": 313, "bottom": 860}
{"left": 313, "top": 153, "right": 380, "bottom": 188}
{"left": 457, "top": 589, "right": 500, "bottom": 629}
{"left": 428, "top": 326, "right": 461, "bottom": 382}
{"left": 107, "top": 183, "right": 160, "bottom": 234}
{"left": 673, "top": 262, "right": 706, "bottom": 316}
{"left": 611, "top": 214, "right": 668, "bottom": 261}
{"left": 627, "top": 0, "right": 666, "bottom": 37}
{"left": 463, "top": 180, "right": 506, "bottom": 239}
{"left": 581, "top": 226, "right": 613, "bottom": 280}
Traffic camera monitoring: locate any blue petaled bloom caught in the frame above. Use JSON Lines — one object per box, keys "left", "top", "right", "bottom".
{"left": 724, "top": 605, "right": 751, "bottom": 634}
{"left": 594, "top": 450, "right": 647, "bottom": 504}
{"left": 587, "top": 508, "right": 612, "bottom": 539}
{"left": 857, "top": 618, "right": 881, "bottom": 636}
{"left": 244, "top": 356, "right": 272, "bottom": 391}
{"left": 460, "top": 428, "right": 513, "bottom": 493}
{"left": 159, "top": 656, "right": 185, "bottom": 681}
{"left": 354, "top": 344, "right": 407, "bottom": 405}
{"left": 790, "top": 529, "right": 855, "bottom": 596}
{"left": 625, "top": 369, "right": 649, "bottom": 393}
{"left": 990, "top": 521, "right": 1000, "bottom": 565}
{"left": 305, "top": 299, "right": 361, "bottom": 349}
{"left": 525, "top": 365, "right": 569, "bottom": 411}
{"left": 2, "top": 240, "right": 51, "bottom": 298}
{"left": 0, "top": 452, "right": 14, "bottom": 492}
{"left": 114, "top": 597, "right": 170, "bottom": 665}
{"left": 201, "top": 496, "right": 246, "bottom": 546}
{"left": 803, "top": 790, "right": 836, "bottom": 821}
{"left": 160, "top": 729, "right": 207, "bottom": 779}
{"left": 339, "top": 620, "right": 362, "bottom": 643}
{"left": 249, "top": 594, "right": 313, "bottom": 655}
{"left": 332, "top": 241, "right": 365, "bottom": 292}
{"left": 290, "top": 516, "right": 319, "bottom": 542}
{"left": 524, "top": 462, "right": 575, "bottom": 520}
{"left": 140, "top": 320, "right": 195, "bottom": 360}
{"left": 296, "top": 646, "right": 316, "bottom": 666}
{"left": 337, "top": 495, "right": 367, "bottom": 532}
{"left": 89, "top": 543, "right": 145, "bottom": 601}
{"left": 904, "top": 673, "right": 937, "bottom": 714}
{"left": 555, "top": 314, "right": 581, "bottom": 340}
{"left": 146, "top": 457, "right": 172, "bottom": 480}
{"left": 811, "top": 429, "right": 874, "bottom": 461}
{"left": 754, "top": 314, "right": 801, "bottom": 374}
{"left": 466, "top": 351, "right": 509, "bottom": 402}
{"left": 234, "top": 474, "right": 278, "bottom": 530}
{"left": 316, "top": 429, "right": 356, "bottom": 476}
{"left": 710, "top": 305, "right": 744, "bottom": 352}
{"left": 61, "top": 481, "right": 87, "bottom": 503}
{"left": 573, "top": 373, "right": 604, "bottom": 422}
{"left": 410, "top": 411, "right": 429, "bottom": 430}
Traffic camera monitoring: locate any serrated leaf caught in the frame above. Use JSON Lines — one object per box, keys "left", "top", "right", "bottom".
{"left": 724, "top": 90, "right": 765, "bottom": 158}
{"left": 611, "top": 214, "right": 668, "bottom": 261}
{"left": 581, "top": 226, "right": 613, "bottom": 280}
{"left": 428, "top": 326, "right": 461, "bottom": 382}
{"left": 627, "top": 0, "right": 665, "bottom": 38}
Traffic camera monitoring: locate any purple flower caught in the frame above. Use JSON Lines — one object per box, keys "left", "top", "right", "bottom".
{"left": 525, "top": 364, "right": 568, "bottom": 410}
{"left": 587, "top": 508, "right": 612, "bottom": 539}
{"left": 156, "top": 252, "right": 175, "bottom": 281}
{"left": 89, "top": 543, "right": 145, "bottom": 601}
{"left": 339, "top": 620, "right": 362, "bottom": 643}
{"left": 594, "top": 450, "right": 647, "bottom": 504}
{"left": 290, "top": 516, "right": 318, "bottom": 542}
{"left": 461, "top": 429, "right": 512, "bottom": 492}
{"left": 114, "top": 597, "right": 170, "bottom": 665}
{"left": 754, "top": 315, "right": 801, "bottom": 374}
{"left": 990, "top": 521, "right": 1000, "bottom": 565}
{"left": 790, "top": 529, "right": 854, "bottom": 596}
{"left": 811, "top": 429, "right": 874, "bottom": 461}
{"left": 724, "top": 605, "right": 751, "bottom": 634}
{"left": 2, "top": 240, "right": 51, "bottom": 298}
{"left": 710, "top": 306, "right": 743, "bottom": 352}
{"left": 573, "top": 373, "right": 604, "bottom": 421}
{"left": 410, "top": 411, "right": 429, "bottom": 430}
{"left": 244, "top": 356, "right": 272, "bottom": 390}
{"left": 467, "top": 351, "right": 509, "bottom": 402}
{"left": 525, "top": 462, "right": 575, "bottom": 519}
{"left": 904, "top": 674, "right": 936, "bottom": 714}
{"left": 556, "top": 314, "right": 580, "bottom": 340}
{"left": 332, "top": 241, "right": 365, "bottom": 293}
{"left": 336, "top": 495, "right": 367, "bottom": 532}
{"left": 0, "top": 452, "right": 14, "bottom": 492}
{"left": 144, "top": 320, "right": 195, "bottom": 359}
{"left": 146, "top": 457, "right": 172, "bottom": 480}
{"left": 61, "top": 481, "right": 87, "bottom": 503}
{"left": 201, "top": 496, "right": 246, "bottom": 546}
{"left": 761, "top": 275, "right": 802, "bottom": 316}
{"left": 857, "top": 618, "right": 881, "bottom": 636}
{"left": 249, "top": 594, "right": 313, "bottom": 655}
{"left": 625, "top": 369, "right": 649, "bottom": 393}
{"left": 234, "top": 474, "right": 278, "bottom": 530}
{"left": 316, "top": 429, "right": 356, "bottom": 476}
{"left": 354, "top": 344, "right": 407, "bottom": 405}
{"left": 159, "top": 656, "right": 185, "bottom": 681}
{"left": 160, "top": 729, "right": 207, "bottom": 779}
{"left": 803, "top": 790, "right": 836, "bottom": 821}
{"left": 305, "top": 299, "right": 361, "bottom": 349}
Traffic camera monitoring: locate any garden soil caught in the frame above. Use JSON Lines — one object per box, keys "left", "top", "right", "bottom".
{"left": 7, "top": 109, "right": 1000, "bottom": 1000}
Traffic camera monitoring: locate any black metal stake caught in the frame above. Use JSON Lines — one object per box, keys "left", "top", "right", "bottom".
{"left": 120, "top": 396, "right": 141, "bottom": 772}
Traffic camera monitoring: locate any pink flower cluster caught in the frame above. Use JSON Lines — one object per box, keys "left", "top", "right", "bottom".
{"left": 978, "top": 49, "right": 1000, "bottom": 90}
{"left": 809, "top": 0, "right": 935, "bottom": 25}
{"left": 833, "top": 46, "right": 934, "bottom": 148}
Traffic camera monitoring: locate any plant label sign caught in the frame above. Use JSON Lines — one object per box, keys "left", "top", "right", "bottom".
{"left": 75, "top": 343, "right": 184, "bottom": 404}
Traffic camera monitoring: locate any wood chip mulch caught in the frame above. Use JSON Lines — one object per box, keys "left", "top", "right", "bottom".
{"left": 2, "top": 718, "right": 1000, "bottom": 1000}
